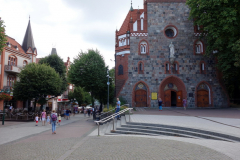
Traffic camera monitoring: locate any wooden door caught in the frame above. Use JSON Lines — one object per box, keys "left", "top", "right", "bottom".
{"left": 176, "top": 91, "right": 182, "bottom": 107}
{"left": 197, "top": 90, "right": 209, "bottom": 107}
{"left": 135, "top": 90, "right": 147, "bottom": 107}
{"left": 164, "top": 90, "right": 171, "bottom": 107}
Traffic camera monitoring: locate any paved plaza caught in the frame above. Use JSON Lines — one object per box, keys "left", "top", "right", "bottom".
{"left": 0, "top": 108, "right": 240, "bottom": 160}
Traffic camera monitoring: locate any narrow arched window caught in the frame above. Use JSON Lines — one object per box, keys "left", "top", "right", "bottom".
{"left": 200, "top": 61, "right": 206, "bottom": 74}
{"left": 195, "top": 41, "right": 204, "bottom": 54}
{"left": 138, "top": 62, "right": 144, "bottom": 74}
{"left": 118, "top": 65, "right": 123, "bottom": 75}
{"left": 140, "top": 41, "right": 147, "bottom": 54}
{"left": 23, "top": 60, "right": 28, "bottom": 67}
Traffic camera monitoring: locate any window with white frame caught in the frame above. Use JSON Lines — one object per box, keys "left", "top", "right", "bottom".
{"left": 195, "top": 41, "right": 203, "bottom": 54}
{"left": 8, "top": 56, "right": 17, "bottom": 66}
{"left": 140, "top": 41, "right": 147, "bottom": 54}
{"left": 23, "top": 61, "right": 28, "bottom": 67}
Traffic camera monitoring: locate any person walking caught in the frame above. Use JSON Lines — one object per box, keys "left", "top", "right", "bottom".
{"left": 46, "top": 114, "right": 50, "bottom": 125}
{"left": 41, "top": 109, "right": 46, "bottom": 126}
{"left": 115, "top": 98, "right": 121, "bottom": 120}
{"left": 58, "top": 113, "right": 61, "bottom": 125}
{"left": 66, "top": 109, "right": 69, "bottom": 120}
{"left": 87, "top": 108, "right": 91, "bottom": 117}
{"left": 183, "top": 98, "right": 187, "bottom": 110}
{"left": 9, "top": 104, "right": 13, "bottom": 113}
{"left": 50, "top": 110, "right": 58, "bottom": 134}
{"left": 158, "top": 98, "right": 163, "bottom": 111}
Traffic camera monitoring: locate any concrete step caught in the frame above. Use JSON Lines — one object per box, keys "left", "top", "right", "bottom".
{"left": 111, "top": 130, "right": 203, "bottom": 139}
{"left": 117, "top": 126, "right": 235, "bottom": 142}
{"left": 125, "top": 122, "right": 240, "bottom": 142}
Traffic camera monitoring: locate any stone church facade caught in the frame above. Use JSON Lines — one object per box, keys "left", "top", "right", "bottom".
{"left": 115, "top": 0, "right": 228, "bottom": 108}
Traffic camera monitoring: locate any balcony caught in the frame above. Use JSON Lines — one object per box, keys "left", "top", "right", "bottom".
{"left": 3, "top": 86, "right": 12, "bottom": 91}
{"left": 5, "top": 65, "right": 21, "bottom": 74}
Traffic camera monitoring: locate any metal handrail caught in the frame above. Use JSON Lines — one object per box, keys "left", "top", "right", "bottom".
{"left": 94, "top": 108, "right": 133, "bottom": 136}
{"left": 98, "top": 105, "right": 123, "bottom": 118}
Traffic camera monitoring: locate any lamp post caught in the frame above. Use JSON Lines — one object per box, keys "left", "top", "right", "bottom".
{"left": 107, "top": 69, "right": 110, "bottom": 110}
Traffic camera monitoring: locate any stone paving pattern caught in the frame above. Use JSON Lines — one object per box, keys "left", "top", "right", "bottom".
{"left": 66, "top": 136, "right": 231, "bottom": 160}
{"left": 0, "top": 110, "right": 240, "bottom": 160}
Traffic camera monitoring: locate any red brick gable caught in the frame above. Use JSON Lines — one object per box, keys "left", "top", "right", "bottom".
{"left": 117, "top": 9, "right": 144, "bottom": 36}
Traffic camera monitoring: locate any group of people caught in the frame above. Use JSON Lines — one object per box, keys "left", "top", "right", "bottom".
{"left": 34, "top": 109, "right": 61, "bottom": 134}
{"left": 158, "top": 98, "right": 187, "bottom": 110}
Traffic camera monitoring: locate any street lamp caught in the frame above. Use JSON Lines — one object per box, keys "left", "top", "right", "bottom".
{"left": 107, "top": 69, "right": 110, "bottom": 110}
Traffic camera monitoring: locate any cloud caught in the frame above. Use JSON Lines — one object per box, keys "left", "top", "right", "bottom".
{"left": 0, "top": 0, "right": 144, "bottom": 68}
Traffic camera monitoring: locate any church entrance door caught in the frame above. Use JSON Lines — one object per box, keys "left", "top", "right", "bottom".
{"left": 176, "top": 91, "right": 182, "bottom": 107}
{"left": 135, "top": 90, "right": 147, "bottom": 107}
{"left": 164, "top": 90, "right": 182, "bottom": 107}
{"left": 197, "top": 90, "right": 209, "bottom": 107}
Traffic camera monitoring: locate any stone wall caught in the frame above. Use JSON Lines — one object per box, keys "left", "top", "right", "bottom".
{"left": 118, "top": 2, "right": 228, "bottom": 108}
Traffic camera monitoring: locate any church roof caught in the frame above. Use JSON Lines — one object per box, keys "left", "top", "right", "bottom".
{"left": 22, "top": 20, "right": 36, "bottom": 52}
{"left": 6, "top": 36, "right": 26, "bottom": 55}
{"left": 117, "top": 9, "right": 144, "bottom": 36}
{"left": 51, "top": 48, "right": 57, "bottom": 55}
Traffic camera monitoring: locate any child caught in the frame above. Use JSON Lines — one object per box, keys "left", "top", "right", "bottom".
{"left": 35, "top": 115, "right": 39, "bottom": 126}
{"left": 58, "top": 114, "right": 61, "bottom": 125}
{"left": 46, "top": 114, "right": 50, "bottom": 125}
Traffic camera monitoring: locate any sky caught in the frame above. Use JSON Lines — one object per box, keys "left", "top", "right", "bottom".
{"left": 0, "top": 0, "right": 144, "bottom": 69}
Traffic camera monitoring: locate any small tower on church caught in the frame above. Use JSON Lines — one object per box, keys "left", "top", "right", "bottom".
{"left": 22, "top": 17, "right": 37, "bottom": 63}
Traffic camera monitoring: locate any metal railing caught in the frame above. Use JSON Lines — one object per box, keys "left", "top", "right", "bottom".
{"left": 94, "top": 108, "right": 133, "bottom": 136}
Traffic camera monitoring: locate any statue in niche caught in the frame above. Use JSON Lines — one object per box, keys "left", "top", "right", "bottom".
{"left": 169, "top": 42, "right": 175, "bottom": 58}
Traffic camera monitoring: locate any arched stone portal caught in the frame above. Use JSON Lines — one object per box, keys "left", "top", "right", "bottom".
{"left": 159, "top": 76, "right": 187, "bottom": 107}
{"left": 132, "top": 81, "right": 150, "bottom": 107}
{"left": 195, "top": 81, "right": 213, "bottom": 107}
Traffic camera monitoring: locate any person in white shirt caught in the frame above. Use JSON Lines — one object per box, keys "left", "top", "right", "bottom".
{"left": 9, "top": 105, "right": 13, "bottom": 112}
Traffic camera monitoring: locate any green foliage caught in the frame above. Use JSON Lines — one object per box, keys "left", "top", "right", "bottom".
{"left": 37, "top": 97, "right": 47, "bottom": 105}
{"left": 73, "top": 86, "right": 85, "bottom": 105}
{"left": 13, "top": 63, "right": 62, "bottom": 101}
{"left": 84, "top": 92, "right": 91, "bottom": 104}
{"left": 186, "top": 0, "right": 240, "bottom": 98}
{"left": 0, "top": 18, "right": 7, "bottom": 54}
{"left": 68, "top": 91, "right": 75, "bottom": 101}
{"left": 68, "top": 49, "right": 107, "bottom": 106}
{"left": 38, "top": 54, "right": 68, "bottom": 95}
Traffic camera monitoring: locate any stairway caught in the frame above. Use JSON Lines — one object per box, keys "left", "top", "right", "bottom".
{"left": 96, "top": 114, "right": 240, "bottom": 142}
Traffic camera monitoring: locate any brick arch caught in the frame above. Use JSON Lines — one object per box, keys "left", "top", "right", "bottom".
{"left": 158, "top": 75, "right": 187, "bottom": 106}
{"left": 138, "top": 39, "right": 149, "bottom": 55}
{"left": 132, "top": 81, "right": 151, "bottom": 107}
{"left": 195, "top": 81, "right": 214, "bottom": 107}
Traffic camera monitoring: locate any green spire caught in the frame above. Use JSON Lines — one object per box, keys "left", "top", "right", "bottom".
{"left": 130, "top": 0, "right": 134, "bottom": 11}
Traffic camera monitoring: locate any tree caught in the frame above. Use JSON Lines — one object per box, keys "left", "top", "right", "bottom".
{"left": 186, "top": 0, "right": 240, "bottom": 98}
{"left": 13, "top": 63, "right": 62, "bottom": 110}
{"left": 68, "top": 49, "right": 107, "bottom": 107}
{"left": 74, "top": 86, "right": 85, "bottom": 105}
{"left": 0, "top": 17, "right": 7, "bottom": 54}
{"left": 38, "top": 54, "right": 68, "bottom": 95}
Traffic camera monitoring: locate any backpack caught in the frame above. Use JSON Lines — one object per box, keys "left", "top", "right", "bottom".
{"left": 51, "top": 114, "right": 57, "bottom": 121}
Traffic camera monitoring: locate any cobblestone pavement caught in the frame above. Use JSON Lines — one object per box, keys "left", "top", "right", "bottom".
{"left": 66, "top": 136, "right": 232, "bottom": 160}
{"left": 0, "top": 109, "right": 240, "bottom": 160}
